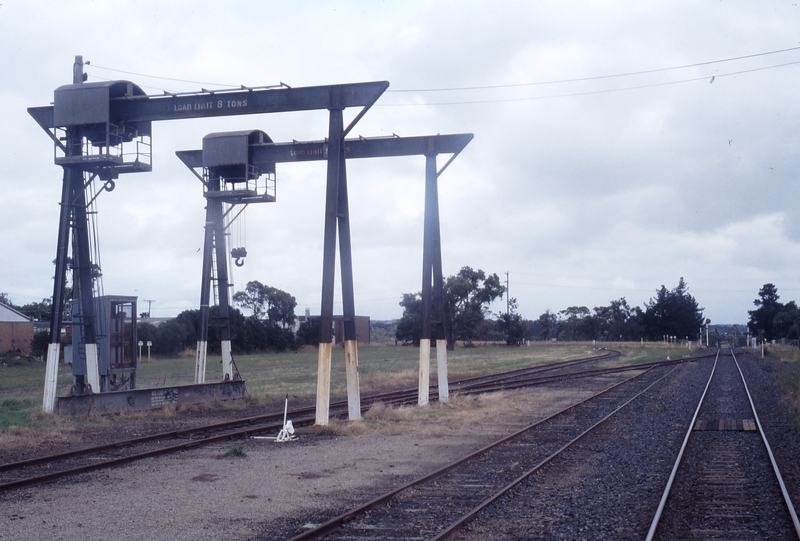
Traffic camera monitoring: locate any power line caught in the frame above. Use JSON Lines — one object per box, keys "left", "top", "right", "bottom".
{"left": 378, "top": 59, "right": 800, "bottom": 106}
{"left": 84, "top": 45, "right": 800, "bottom": 104}
{"left": 87, "top": 63, "right": 235, "bottom": 88}
{"left": 387, "top": 45, "right": 800, "bottom": 92}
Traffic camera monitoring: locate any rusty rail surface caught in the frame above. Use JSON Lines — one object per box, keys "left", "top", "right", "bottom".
{"left": 0, "top": 350, "right": 705, "bottom": 494}
{"left": 646, "top": 349, "right": 800, "bottom": 540}
{"left": 287, "top": 362, "right": 684, "bottom": 540}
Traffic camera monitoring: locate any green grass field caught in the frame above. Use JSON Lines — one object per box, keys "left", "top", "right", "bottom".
{"left": 0, "top": 341, "right": 693, "bottom": 434}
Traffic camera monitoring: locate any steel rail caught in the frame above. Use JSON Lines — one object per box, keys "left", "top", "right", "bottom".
{"left": 286, "top": 363, "right": 677, "bottom": 541}
{"left": 0, "top": 417, "right": 295, "bottom": 492}
{"left": 646, "top": 348, "right": 800, "bottom": 541}
{"left": 0, "top": 355, "right": 689, "bottom": 493}
{"left": 353, "top": 348, "right": 621, "bottom": 403}
{"left": 0, "top": 350, "right": 620, "bottom": 473}
{"left": 430, "top": 364, "right": 681, "bottom": 541}
{"left": 455, "top": 356, "right": 689, "bottom": 395}
{"left": 645, "top": 349, "right": 720, "bottom": 541}
{"left": 731, "top": 349, "right": 800, "bottom": 538}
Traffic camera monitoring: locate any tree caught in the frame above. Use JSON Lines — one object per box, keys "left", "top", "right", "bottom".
{"left": 19, "top": 299, "right": 53, "bottom": 322}
{"left": 395, "top": 292, "right": 423, "bottom": 345}
{"left": 748, "top": 283, "right": 783, "bottom": 341}
{"left": 773, "top": 301, "right": 799, "bottom": 340}
{"left": 535, "top": 310, "right": 559, "bottom": 341}
{"left": 593, "top": 298, "right": 641, "bottom": 341}
{"left": 233, "top": 281, "right": 269, "bottom": 319}
{"left": 641, "top": 277, "right": 704, "bottom": 341}
{"left": 264, "top": 287, "right": 297, "bottom": 329}
{"left": 233, "top": 281, "right": 297, "bottom": 328}
{"left": 559, "top": 306, "right": 593, "bottom": 341}
{"left": 443, "top": 267, "right": 505, "bottom": 350}
{"left": 151, "top": 317, "right": 195, "bottom": 356}
{"left": 295, "top": 316, "right": 321, "bottom": 348}
{"left": 497, "top": 298, "right": 525, "bottom": 345}
{"left": 395, "top": 266, "right": 505, "bottom": 350}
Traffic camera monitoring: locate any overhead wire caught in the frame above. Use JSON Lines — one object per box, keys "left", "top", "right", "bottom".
{"left": 87, "top": 63, "right": 233, "bottom": 88}
{"left": 386, "top": 45, "right": 800, "bottom": 92}
{"left": 378, "top": 59, "right": 800, "bottom": 106}
{"left": 85, "top": 45, "right": 800, "bottom": 106}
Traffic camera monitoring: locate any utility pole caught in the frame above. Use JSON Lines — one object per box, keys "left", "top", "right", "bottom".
{"left": 505, "top": 271, "right": 510, "bottom": 316}
{"left": 143, "top": 299, "right": 155, "bottom": 317}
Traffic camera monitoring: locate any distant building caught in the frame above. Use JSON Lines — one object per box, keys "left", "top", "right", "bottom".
{"left": 0, "top": 302, "right": 34, "bottom": 354}
{"left": 295, "top": 314, "right": 371, "bottom": 345}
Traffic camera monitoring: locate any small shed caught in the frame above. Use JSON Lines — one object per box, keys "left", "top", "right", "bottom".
{"left": 0, "top": 303, "right": 34, "bottom": 354}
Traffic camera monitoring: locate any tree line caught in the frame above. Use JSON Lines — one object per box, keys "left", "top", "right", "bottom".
{"left": 395, "top": 271, "right": 706, "bottom": 347}
{"left": 747, "top": 283, "right": 799, "bottom": 342}
{"left": 9, "top": 275, "right": 792, "bottom": 357}
{"left": 138, "top": 280, "right": 305, "bottom": 356}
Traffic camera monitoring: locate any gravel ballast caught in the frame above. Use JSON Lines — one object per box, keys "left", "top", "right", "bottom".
{"left": 2, "top": 353, "right": 798, "bottom": 541}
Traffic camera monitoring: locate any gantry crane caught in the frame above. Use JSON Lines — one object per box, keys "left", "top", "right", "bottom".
{"left": 30, "top": 56, "right": 471, "bottom": 424}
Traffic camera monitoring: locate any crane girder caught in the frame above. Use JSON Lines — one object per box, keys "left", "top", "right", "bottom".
{"left": 28, "top": 81, "right": 390, "bottom": 130}
{"left": 175, "top": 133, "right": 474, "bottom": 170}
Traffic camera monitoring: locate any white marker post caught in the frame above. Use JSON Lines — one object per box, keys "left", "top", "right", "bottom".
{"left": 344, "top": 339, "right": 361, "bottom": 420}
{"left": 221, "top": 340, "right": 233, "bottom": 380}
{"left": 436, "top": 339, "right": 449, "bottom": 402}
{"left": 42, "top": 343, "right": 60, "bottom": 413}
{"left": 418, "top": 339, "right": 430, "bottom": 406}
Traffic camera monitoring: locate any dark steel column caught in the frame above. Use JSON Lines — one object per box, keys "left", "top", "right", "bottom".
{"left": 197, "top": 203, "right": 214, "bottom": 346}
{"left": 337, "top": 150, "right": 357, "bottom": 342}
{"left": 210, "top": 189, "right": 234, "bottom": 380}
{"left": 336, "top": 138, "right": 362, "bottom": 420}
{"left": 315, "top": 104, "right": 343, "bottom": 425}
{"left": 211, "top": 200, "right": 231, "bottom": 342}
{"left": 418, "top": 153, "right": 437, "bottom": 404}
{"left": 429, "top": 155, "right": 446, "bottom": 343}
{"left": 43, "top": 166, "right": 75, "bottom": 412}
{"left": 44, "top": 56, "right": 95, "bottom": 410}
{"left": 319, "top": 107, "right": 343, "bottom": 345}
{"left": 195, "top": 186, "right": 216, "bottom": 384}
{"left": 420, "top": 158, "right": 435, "bottom": 342}
{"left": 48, "top": 169, "right": 73, "bottom": 347}
{"left": 70, "top": 175, "right": 98, "bottom": 346}
{"left": 419, "top": 151, "right": 449, "bottom": 402}
{"left": 429, "top": 155, "right": 449, "bottom": 401}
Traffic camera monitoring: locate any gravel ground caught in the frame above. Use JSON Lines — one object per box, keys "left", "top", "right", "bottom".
{"left": 0, "top": 384, "right": 599, "bottom": 541}
{"left": 452, "top": 359, "right": 714, "bottom": 540}
{"left": 2, "top": 353, "right": 797, "bottom": 541}
{"left": 738, "top": 350, "right": 800, "bottom": 524}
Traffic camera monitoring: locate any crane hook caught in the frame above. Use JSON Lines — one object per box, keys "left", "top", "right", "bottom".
{"left": 231, "top": 247, "right": 247, "bottom": 267}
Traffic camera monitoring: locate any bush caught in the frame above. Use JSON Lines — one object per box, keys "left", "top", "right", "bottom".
{"left": 31, "top": 330, "right": 50, "bottom": 357}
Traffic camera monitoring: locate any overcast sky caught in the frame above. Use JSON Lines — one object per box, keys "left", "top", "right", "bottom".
{"left": 2, "top": 1, "right": 800, "bottom": 326}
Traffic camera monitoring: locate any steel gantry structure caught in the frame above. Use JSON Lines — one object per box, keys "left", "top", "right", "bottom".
{"left": 30, "top": 56, "right": 472, "bottom": 422}
{"left": 177, "top": 132, "right": 472, "bottom": 423}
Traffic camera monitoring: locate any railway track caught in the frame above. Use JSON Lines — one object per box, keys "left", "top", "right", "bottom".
{"left": 0, "top": 349, "right": 664, "bottom": 493}
{"left": 647, "top": 348, "right": 800, "bottom": 540}
{"left": 280, "top": 360, "right": 685, "bottom": 540}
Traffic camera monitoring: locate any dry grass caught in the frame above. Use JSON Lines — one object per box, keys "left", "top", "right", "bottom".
{"left": 0, "top": 414, "right": 79, "bottom": 450}
{"left": 314, "top": 389, "right": 571, "bottom": 439}
{"left": 762, "top": 344, "right": 800, "bottom": 428}
{"left": 0, "top": 341, "right": 683, "bottom": 439}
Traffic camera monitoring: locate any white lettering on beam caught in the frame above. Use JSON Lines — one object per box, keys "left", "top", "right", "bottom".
{"left": 173, "top": 99, "right": 249, "bottom": 112}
